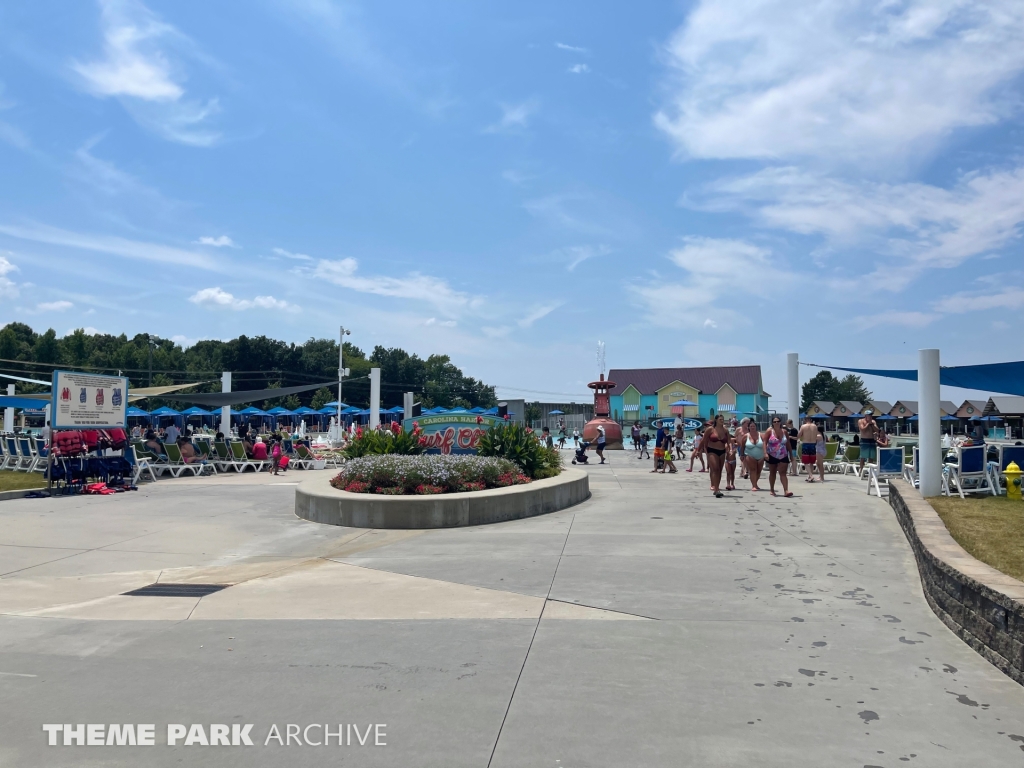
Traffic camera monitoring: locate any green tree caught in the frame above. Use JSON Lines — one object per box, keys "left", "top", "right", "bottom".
{"left": 311, "top": 387, "right": 334, "bottom": 410}
{"left": 801, "top": 371, "right": 871, "bottom": 413}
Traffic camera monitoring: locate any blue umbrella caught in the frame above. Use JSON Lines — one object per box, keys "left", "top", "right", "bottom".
{"left": 875, "top": 414, "right": 896, "bottom": 420}
{"left": 293, "top": 406, "right": 318, "bottom": 415}
{"left": 181, "top": 406, "right": 212, "bottom": 416}
{"left": 150, "top": 406, "right": 181, "bottom": 416}
{"left": 812, "top": 413, "right": 829, "bottom": 419}
{"left": 126, "top": 406, "right": 150, "bottom": 417}
{"left": 237, "top": 406, "right": 268, "bottom": 416}
{"left": 469, "top": 407, "right": 486, "bottom": 413}
{"left": 266, "top": 406, "right": 295, "bottom": 415}
{"left": 670, "top": 400, "right": 697, "bottom": 407}
{"left": 548, "top": 409, "right": 565, "bottom": 415}
{"left": 324, "top": 401, "right": 349, "bottom": 409}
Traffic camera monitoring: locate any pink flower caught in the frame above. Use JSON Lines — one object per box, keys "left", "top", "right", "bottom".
{"left": 476, "top": 416, "right": 483, "bottom": 424}
{"left": 412, "top": 421, "right": 419, "bottom": 429}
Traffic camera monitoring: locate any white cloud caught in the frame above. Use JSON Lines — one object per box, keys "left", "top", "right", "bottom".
{"left": 170, "top": 333, "right": 199, "bottom": 348}
{"left": 273, "top": 247, "right": 313, "bottom": 261}
{"left": 195, "top": 235, "right": 237, "bottom": 248}
{"left": 424, "top": 317, "right": 457, "bottom": 327}
{"left": 0, "top": 222, "right": 221, "bottom": 271}
{"left": 64, "top": 326, "right": 103, "bottom": 336}
{"left": 555, "top": 43, "right": 588, "bottom": 54}
{"left": 933, "top": 286, "right": 1024, "bottom": 314}
{"left": 0, "top": 254, "right": 18, "bottom": 299}
{"left": 655, "top": 0, "right": 1024, "bottom": 165}
{"left": 188, "top": 287, "right": 297, "bottom": 312}
{"left": 313, "top": 258, "right": 471, "bottom": 314}
{"left": 850, "top": 310, "right": 938, "bottom": 331}
{"left": 518, "top": 303, "right": 561, "bottom": 328}
{"left": 72, "top": 0, "right": 221, "bottom": 146}
{"left": 702, "top": 165, "right": 1024, "bottom": 285}
{"left": 72, "top": 135, "right": 164, "bottom": 198}
{"left": 632, "top": 237, "right": 795, "bottom": 329}
{"left": 484, "top": 100, "right": 538, "bottom": 133}
{"left": 568, "top": 64, "right": 590, "bottom": 74}
{"left": 36, "top": 300, "right": 74, "bottom": 312}
{"left": 553, "top": 244, "right": 610, "bottom": 271}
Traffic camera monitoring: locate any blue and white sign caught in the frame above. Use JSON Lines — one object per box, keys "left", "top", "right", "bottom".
{"left": 51, "top": 370, "right": 129, "bottom": 429}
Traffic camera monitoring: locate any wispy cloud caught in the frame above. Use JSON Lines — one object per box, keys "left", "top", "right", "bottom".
{"left": 273, "top": 247, "right": 313, "bottom": 261}
{"left": 64, "top": 326, "right": 103, "bottom": 336}
{"left": 72, "top": 0, "right": 221, "bottom": 146}
{"left": 701, "top": 165, "right": 1024, "bottom": 287}
{"left": 850, "top": 311, "right": 938, "bottom": 331}
{"left": 518, "top": 303, "right": 561, "bottom": 328}
{"left": 933, "top": 285, "right": 1024, "bottom": 314}
{"left": 553, "top": 244, "right": 609, "bottom": 271}
{"left": 0, "top": 222, "right": 222, "bottom": 270}
{"left": 632, "top": 237, "right": 794, "bottom": 329}
{"left": 555, "top": 42, "right": 588, "bottom": 54}
{"left": 35, "top": 300, "right": 74, "bottom": 312}
{"left": 188, "top": 287, "right": 297, "bottom": 312}
{"left": 484, "top": 100, "right": 538, "bottom": 133}
{"left": 655, "top": 0, "right": 1024, "bottom": 165}
{"left": 0, "top": 254, "right": 20, "bottom": 299}
{"left": 567, "top": 64, "right": 590, "bottom": 74}
{"left": 195, "top": 235, "right": 238, "bottom": 248}
{"left": 312, "top": 258, "right": 473, "bottom": 315}
{"left": 71, "top": 134, "right": 166, "bottom": 199}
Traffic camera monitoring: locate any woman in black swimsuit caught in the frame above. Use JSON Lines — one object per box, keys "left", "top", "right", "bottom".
{"left": 704, "top": 414, "right": 729, "bottom": 498}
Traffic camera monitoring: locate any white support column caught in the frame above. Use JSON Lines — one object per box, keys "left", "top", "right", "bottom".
{"left": 787, "top": 353, "right": 799, "bottom": 423}
{"left": 4, "top": 383, "right": 13, "bottom": 433}
{"left": 220, "top": 372, "right": 231, "bottom": 436}
{"left": 918, "top": 349, "right": 941, "bottom": 497}
{"left": 403, "top": 392, "right": 414, "bottom": 426}
{"left": 369, "top": 368, "right": 381, "bottom": 429}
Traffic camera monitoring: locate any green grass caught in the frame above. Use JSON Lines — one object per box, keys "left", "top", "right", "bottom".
{"left": 0, "top": 470, "right": 47, "bottom": 492}
{"left": 930, "top": 493, "right": 1024, "bottom": 582}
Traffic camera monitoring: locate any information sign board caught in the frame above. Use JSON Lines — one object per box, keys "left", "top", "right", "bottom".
{"left": 51, "top": 370, "right": 129, "bottom": 429}
{"left": 401, "top": 413, "right": 504, "bottom": 455}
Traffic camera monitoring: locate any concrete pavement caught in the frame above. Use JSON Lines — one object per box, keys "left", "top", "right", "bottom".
{"left": 1, "top": 454, "right": 1023, "bottom": 766}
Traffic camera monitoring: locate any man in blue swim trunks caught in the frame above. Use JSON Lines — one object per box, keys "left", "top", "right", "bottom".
{"left": 858, "top": 408, "right": 879, "bottom": 474}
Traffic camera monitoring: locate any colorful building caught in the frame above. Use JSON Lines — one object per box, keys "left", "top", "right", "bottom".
{"left": 608, "top": 366, "right": 768, "bottom": 422}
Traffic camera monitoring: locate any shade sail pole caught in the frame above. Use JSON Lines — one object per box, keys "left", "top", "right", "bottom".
{"left": 918, "top": 349, "right": 941, "bottom": 497}
{"left": 220, "top": 372, "right": 231, "bottom": 436}
{"left": 787, "top": 353, "right": 799, "bottom": 423}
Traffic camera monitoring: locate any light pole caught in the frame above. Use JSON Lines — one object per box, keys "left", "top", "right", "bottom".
{"left": 338, "top": 326, "right": 351, "bottom": 437}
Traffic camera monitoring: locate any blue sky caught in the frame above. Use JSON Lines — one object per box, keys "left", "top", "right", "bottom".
{"left": 1, "top": 0, "right": 1022, "bottom": 409}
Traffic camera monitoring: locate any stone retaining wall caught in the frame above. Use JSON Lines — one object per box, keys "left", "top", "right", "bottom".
{"left": 888, "top": 480, "right": 1024, "bottom": 685}
{"left": 295, "top": 468, "right": 590, "bottom": 529}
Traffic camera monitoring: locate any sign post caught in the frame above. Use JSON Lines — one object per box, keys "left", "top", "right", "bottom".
{"left": 49, "top": 370, "right": 129, "bottom": 494}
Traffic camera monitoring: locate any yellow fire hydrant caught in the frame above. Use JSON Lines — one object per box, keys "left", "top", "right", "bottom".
{"left": 1004, "top": 461, "right": 1023, "bottom": 500}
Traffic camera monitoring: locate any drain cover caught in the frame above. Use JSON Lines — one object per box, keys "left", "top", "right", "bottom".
{"left": 123, "top": 583, "right": 228, "bottom": 597}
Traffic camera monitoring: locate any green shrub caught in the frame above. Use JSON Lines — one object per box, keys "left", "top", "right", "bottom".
{"left": 476, "top": 422, "right": 562, "bottom": 479}
{"left": 343, "top": 423, "right": 424, "bottom": 458}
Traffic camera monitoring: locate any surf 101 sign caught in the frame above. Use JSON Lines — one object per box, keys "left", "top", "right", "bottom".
{"left": 51, "top": 370, "right": 129, "bottom": 429}
{"left": 402, "top": 413, "right": 504, "bottom": 455}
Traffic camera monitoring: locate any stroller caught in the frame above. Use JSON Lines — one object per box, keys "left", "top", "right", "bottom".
{"left": 572, "top": 441, "right": 591, "bottom": 465}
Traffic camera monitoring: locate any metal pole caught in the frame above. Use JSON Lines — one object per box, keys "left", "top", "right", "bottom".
{"left": 337, "top": 326, "right": 350, "bottom": 440}
{"left": 918, "top": 349, "right": 941, "bottom": 497}
{"left": 4, "top": 383, "right": 13, "bottom": 433}
{"left": 148, "top": 337, "right": 153, "bottom": 387}
{"left": 369, "top": 368, "right": 380, "bottom": 429}
{"left": 787, "top": 352, "right": 799, "bottom": 423}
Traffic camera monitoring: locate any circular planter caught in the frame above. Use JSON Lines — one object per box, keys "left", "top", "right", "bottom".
{"left": 294, "top": 468, "right": 590, "bottom": 529}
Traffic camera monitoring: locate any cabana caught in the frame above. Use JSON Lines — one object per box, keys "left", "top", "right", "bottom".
{"left": 180, "top": 406, "right": 215, "bottom": 430}
{"left": 149, "top": 405, "right": 183, "bottom": 428}
{"left": 266, "top": 406, "right": 297, "bottom": 429}
{"left": 236, "top": 406, "right": 272, "bottom": 432}
{"left": 126, "top": 406, "right": 150, "bottom": 425}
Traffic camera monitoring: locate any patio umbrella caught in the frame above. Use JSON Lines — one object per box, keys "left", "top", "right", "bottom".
{"left": 548, "top": 409, "right": 564, "bottom": 415}
{"left": 469, "top": 407, "right": 486, "bottom": 413}
{"left": 293, "top": 406, "right": 318, "bottom": 415}
{"left": 812, "top": 413, "right": 829, "bottom": 419}
{"left": 875, "top": 414, "right": 896, "bottom": 420}
{"left": 126, "top": 406, "right": 150, "bottom": 417}
{"left": 670, "top": 400, "right": 697, "bottom": 407}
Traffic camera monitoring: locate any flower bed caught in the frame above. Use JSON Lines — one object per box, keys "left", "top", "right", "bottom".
{"left": 330, "top": 454, "right": 531, "bottom": 495}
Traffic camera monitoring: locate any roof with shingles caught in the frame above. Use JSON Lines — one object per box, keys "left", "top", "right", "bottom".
{"left": 987, "top": 396, "right": 1024, "bottom": 415}
{"left": 607, "top": 366, "right": 762, "bottom": 396}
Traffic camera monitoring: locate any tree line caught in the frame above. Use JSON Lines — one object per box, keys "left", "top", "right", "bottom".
{"left": 0, "top": 323, "right": 497, "bottom": 411}
{"left": 800, "top": 370, "right": 872, "bottom": 413}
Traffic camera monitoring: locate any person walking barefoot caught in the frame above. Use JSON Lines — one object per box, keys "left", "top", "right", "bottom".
{"left": 786, "top": 419, "right": 800, "bottom": 477}
{"left": 742, "top": 420, "right": 765, "bottom": 491}
{"left": 687, "top": 427, "right": 706, "bottom": 472}
{"left": 704, "top": 415, "right": 729, "bottom": 497}
{"left": 662, "top": 434, "right": 678, "bottom": 473}
{"left": 724, "top": 433, "right": 737, "bottom": 490}
{"left": 797, "top": 414, "right": 819, "bottom": 482}
{"left": 814, "top": 424, "right": 827, "bottom": 482}
{"left": 764, "top": 417, "right": 793, "bottom": 497}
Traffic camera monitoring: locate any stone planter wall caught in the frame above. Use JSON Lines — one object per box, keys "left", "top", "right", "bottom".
{"left": 295, "top": 468, "right": 590, "bottom": 530}
{"left": 888, "top": 480, "right": 1024, "bottom": 685}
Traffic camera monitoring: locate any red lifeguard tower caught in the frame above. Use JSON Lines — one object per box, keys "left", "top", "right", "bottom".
{"left": 583, "top": 373, "right": 623, "bottom": 449}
